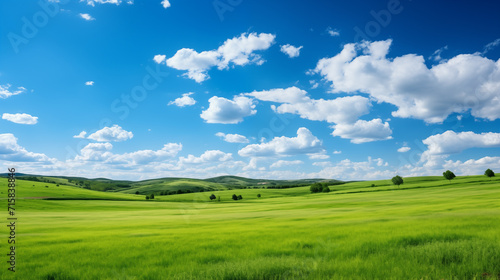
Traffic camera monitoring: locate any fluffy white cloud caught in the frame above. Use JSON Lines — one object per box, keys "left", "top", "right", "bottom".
{"left": 0, "top": 84, "right": 26, "bottom": 99}
{"left": 315, "top": 39, "right": 500, "bottom": 123}
{"left": 161, "top": 0, "right": 170, "bottom": 8}
{"left": 397, "top": 146, "right": 411, "bottom": 153}
{"left": 333, "top": 150, "right": 342, "bottom": 154}
{"left": 2, "top": 113, "right": 38, "bottom": 125}
{"left": 215, "top": 132, "right": 249, "bottom": 143}
{"left": 73, "top": 131, "right": 87, "bottom": 139}
{"left": 179, "top": 150, "right": 232, "bottom": 164}
{"left": 308, "top": 153, "right": 330, "bottom": 160}
{"left": 280, "top": 44, "right": 303, "bottom": 58}
{"left": 423, "top": 130, "right": 500, "bottom": 155}
{"left": 200, "top": 96, "right": 256, "bottom": 124}
{"left": 85, "top": 81, "right": 94, "bottom": 86}
{"left": 331, "top": 119, "right": 393, "bottom": 144}
{"left": 270, "top": 160, "right": 303, "bottom": 168}
{"left": 79, "top": 13, "right": 95, "bottom": 20}
{"left": 168, "top": 92, "right": 196, "bottom": 107}
{"left": 76, "top": 142, "right": 113, "bottom": 161}
{"left": 161, "top": 32, "right": 275, "bottom": 82}
{"left": 87, "top": 125, "right": 133, "bottom": 142}
{"left": 238, "top": 127, "right": 323, "bottom": 157}
{"left": 443, "top": 156, "right": 500, "bottom": 175}
{"left": 153, "top": 54, "right": 166, "bottom": 64}
{"left": 312, "top": 157, "right": 392, "bottom": 181}
{"left": 247, "top": 86, "right": 371, "bottom": 124}
{"left": 0, "top": 133, "right": 53, "bottom": 162}
{"left": 326, "top": 27, "right": 340, "bottom": 37}
{"left": 108, "top": 143, "right": 182, "bottom": 164}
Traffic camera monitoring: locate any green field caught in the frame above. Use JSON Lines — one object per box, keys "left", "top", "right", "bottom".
{"left": 1, "top": 175, "right": 499, "bottom": 279}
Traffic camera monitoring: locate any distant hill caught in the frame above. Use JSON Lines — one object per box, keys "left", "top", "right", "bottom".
{"left": 2, "top": 173, "right": 343, "bottom": 195}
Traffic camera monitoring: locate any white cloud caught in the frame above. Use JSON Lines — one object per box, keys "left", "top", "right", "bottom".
{"left": 73, "top": 131, "right": 87, "bottom": 139}
{"left": 270, "top": 160, "right": 303, "bottom": 168}
{"left": 2, "top": 113, "right": 38, "bottom": 125}
{"left": 333, "top": 150, "right": 342, "bottom": 154}
{"left": 179, "top": 150, "right": 232, "bottom": 164}
{"left": 216, "top": 132, "right": 249, "bottom": 143}
{"left": 315, "top": 39, "right": 500, "bottom": 123}
{"left": 331, "top": 119, "right": 393, "bottom": 144}
{"left": 200, "top": 96, "right": 256, "bottom": 124}
{"left": 280, "top": 44, "right": 303, "bottom": 58}
{"left": 443, "top": 156, "right": 500, "bottom": 176}
{"left": 79, "top": 13, "right": 95, "bottom": 21}
{"left": 168, "top": 92, "right": 196, "bottom": 107}
{"left": 87, "top": 125, "right": 133, "bottom": 142}
{"left": 423, "top": 130, "right": 500, "bottom": 155}
{"left": 247, "top": 86, "right": 371, "bottom": 124}
{"left": 429, "top": 45, "right": 448, "bottom": 62}
{"left": 326, "top": 27, "right": 340, "bottom": 37}
{"left": 0, "top": 84, "right": 26, "bottom": 99}
{"left": 153, "top": 54, "right": 166, "bottom": 64}
{"left": 0, "top": 133, "right": 53, "bottom": 162}
{"left": 312, "top": 157, "right": 393, "bottom": 181}
{"left": 483, "top": 38, "right": 500, "bottom": 55}
{"left": 397, "top": 146, "right": 411, "bottom": 153}
{"left": 161, "top": 0, "right": 170, "bottom": 8}
{"left": 308, "top": 153, "right": 330, "bottom": 160}
{"left": 81, "top": 0, "right": 132, "bottom": 6}
{"left": 76, "top": 142, "right": 113, "bottom": 161}
{"left": 238, "top": 127, "right": 324, "bottom": 157}
{"left": 108, "top": 143, "right": 182, "bottom": 164}
{"left": 85, "top": 81, "right": 94, "bottom": 86}
{"left": 162, "top": 32, "right": 276, "bottom": 82}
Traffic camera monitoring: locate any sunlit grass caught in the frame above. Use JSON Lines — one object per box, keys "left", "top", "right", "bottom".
{"left": 0, "top": 176, "right": 499, "bottom": 279}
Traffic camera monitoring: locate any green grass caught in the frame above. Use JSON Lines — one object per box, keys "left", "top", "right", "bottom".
{"left": 0, "top": 176, "right": 499, "bottom": 279}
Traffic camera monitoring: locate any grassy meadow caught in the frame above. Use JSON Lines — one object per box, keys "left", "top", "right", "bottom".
{"left": 1, "top": 175, "right": 499, "bottom": 279}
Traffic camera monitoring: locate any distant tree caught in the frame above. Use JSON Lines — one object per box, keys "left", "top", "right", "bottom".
{"left": 309, "top": 182, "right": 323, "bottom": 193}
{"left": 443, "top": 170, "right": 456, "bottom": 182}
{"left": 322, "top": 186, "right": 331, "bottom": 193}
{"left": 135, "top": 191, "right": 140, "bottom": 195}
{"left": 485, "top": 169, "right": 495, "bottom": 180}
{"left": 232, "top": 194, "right": 238, "bottom": 200}
{"left": 45, "top": 185, "right": 49, "bottom": 188}
{"left": 146, "top": 195, "right": 150, "bottom": 200}
{"left": 176, "top": 190, "right": 183, "bottom": 194}
{"left": 150, "top": 194, "right": 155, "bottom": 199}
{"left": 257, "top": 193, "right": 261, "bottom": 198}
{"left": 371, "top": 184, "right": 376, "bottom": 188}
{"left": 391, "top": 175, "right": 404, "bottom": 187}
{"left": 237, "top": 195, "right": 243, "bottom": 200}
{"left": 209, "top": 194, "right": 216, "bottom": 200}
{"left": 56, "top": 184, "right": 59, "bottom": 187}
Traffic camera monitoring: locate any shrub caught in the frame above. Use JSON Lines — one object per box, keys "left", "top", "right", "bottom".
{"left": 322, "top": 186, "right": 330, "bottom": 193}
{"left": 150, "top": 194, "right": 154, "bottom": 199}
{"left": 485, "top": 169, "right": 495, "bottom": 180}
{"left": 237, "top": 195, "right": 243, "bottom": 200}
{"left": 209, "top": 194, "right": 216, "bottom": 200}
{"left": 257, "top": 194, "right": 261, "bottom": 198}
{"left": 145, "top": 195, "right": 150, "bottom": 200}
{"left": 232, "top": 194, "right": 238, "bottom": 200}
{"left": 135, "top": 191, "right": 140, "bottom": 195}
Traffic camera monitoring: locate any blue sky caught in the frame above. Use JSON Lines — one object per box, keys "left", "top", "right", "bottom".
{"left": 1, "top": 0, "right": 500, "bottom": 181}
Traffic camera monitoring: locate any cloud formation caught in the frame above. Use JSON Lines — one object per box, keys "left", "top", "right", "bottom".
{"left": 280, "top": 44, "right": 303, "bottom": 58}
{"left": 168, "top": 92, "right": 196, "bottom": 107}
{"left": 238, "top": 127, "right": 323, "bottom": 157}
{"left": 315, "top": 39, "right": 500, "bottom": 123}
{"left": 2, "top": 113, "right": 38, "bottom": 125}
{"left": 87, "top": 125, "right": 133, "bottom": 142}
{"left": 200, "top": 96, "right": 256, "bottom": 124}
{"left": 0, "top": 84, "right": 26, "bottom": 99}
{"left": 159, "top": 32, "right": 276, "bottom": 82}
{"left": 215, "top": 132, "right": 249, "bottom": 143}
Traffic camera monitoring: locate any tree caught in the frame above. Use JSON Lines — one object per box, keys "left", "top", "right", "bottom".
{"left": 150, "top": 194, "right": 155, "bottom": 199}
{"left": 257, "top": 194, "right": 261, "bottom": 198}
{"left": 309, "top": 182, "right": 323, "bottom": 193}
{"left": 135, "top": 191, "right": 140, "bottom": 195}
{"left": 485, "top": 169, "right": 495, "bottom": 180}
{"left": 322, "top": 186, "right": 330, "bottom": 193}
{"left": 146, "top": 195, "right": 150, "bottom": 200}
{"left": 391, "top": 175, "right": 404, "bottom": 187}
{"left": 237, "top": 195, "right": 243, "bottom": 200}
{"left": 232, "top": 194, "right": 238, "bottom": 200}
{"left": 443, "top": 170, "right": 456, "bottom": 182}
{"left": 209, "top": 194, "right": 216, "bottom": 200}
